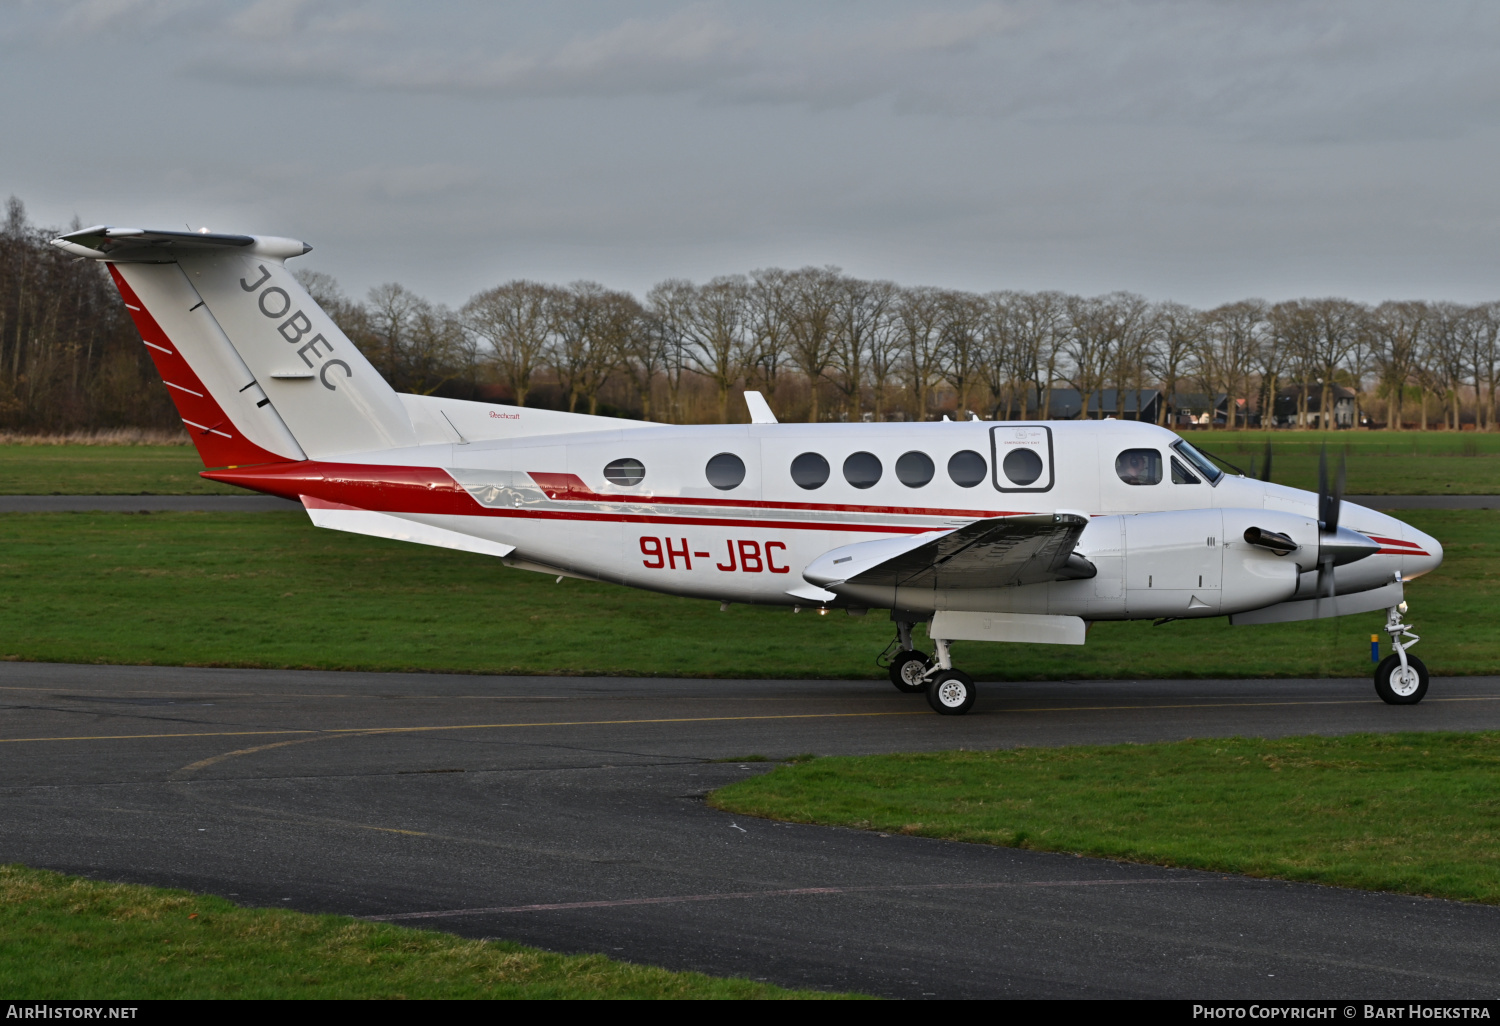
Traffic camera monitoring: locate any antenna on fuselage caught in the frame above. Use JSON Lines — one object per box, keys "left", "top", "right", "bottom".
{"left": 744, "top": 391, "right": 777, "bottom": 424}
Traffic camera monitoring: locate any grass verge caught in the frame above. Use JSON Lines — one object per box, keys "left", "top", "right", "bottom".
{"left": 0, "top": 865, "right": 842, "bottom": 999}
{"left": 0, "top": 445, "right": 240, "bottom": 495}
{"left": 0, "top": 509, "right": 1492, "bottom": 678}
{"left": 709, "top": 732, "right": 1500, "bottom": 904}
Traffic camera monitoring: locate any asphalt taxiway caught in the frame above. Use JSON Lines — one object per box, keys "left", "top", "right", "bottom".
{"left": 3, "top": 662, "right": 1499, "bottom": 998}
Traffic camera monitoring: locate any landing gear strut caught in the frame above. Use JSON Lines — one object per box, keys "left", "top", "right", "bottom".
{"left": 1375, "top": 600, "right": 1427, "bottom": 705}
{"left": 884, "top": 615, "right": 979, "bottom": 714}
{"left": 925, "top": 638, "right": 976, "bottom": 715}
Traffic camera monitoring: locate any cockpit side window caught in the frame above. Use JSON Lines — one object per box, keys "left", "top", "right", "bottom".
{"left": 1114, "top": 449, "right": 1162, "bottom": 486}
{"left": 1172, "top": 440, "right": 1222, "bottom": 484}
{"left": 1171, "top": 456, "right": 1201, "bottom": 485}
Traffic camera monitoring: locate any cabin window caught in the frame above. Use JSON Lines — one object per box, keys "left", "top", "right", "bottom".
{"left": 843, "top": 451, "right": 883, "bottom": 489}
{"left": 947, "top": 450, "right": 987, "bottom": 488}
{"left": 1171, "top": 456, "right": 1201, "bottom": 485}
{"left": 1002, "top": 447, "right": 1044, "bottom": 487}
{"left": 603, "top": 457, "right": 645, "bottom": 486}
{"left": 895, "top": 451, "right": 934, "bottom": 487}
{"left": 705, "top": 452, "right": 746, "bottom": 491}
{"left": 791, "top": 452, "right": 830, "bottom": 489}
{"left": 1114, "top": 449, "right": 1162, "bottom": 486}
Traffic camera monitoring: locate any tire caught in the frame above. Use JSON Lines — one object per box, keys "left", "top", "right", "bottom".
{"left": 1375, "top": 653, "right": 1428, "bottom": 705}
{"left": 889, "top": 650, "right": 932, "bottom": 694}
{"left": 927, "top": 669, "right": 977, "bottom": 715}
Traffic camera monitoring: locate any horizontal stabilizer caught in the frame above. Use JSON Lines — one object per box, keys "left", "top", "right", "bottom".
{"left": 302, "top": 496, "right": 515, "bottom": 559}
{"left": 53, "top": 226, "right": 308, "bottom": 262}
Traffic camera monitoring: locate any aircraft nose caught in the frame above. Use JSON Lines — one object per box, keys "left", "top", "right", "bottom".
{"left": 1403, "top": 524, "right": 1444, "bottom": 580}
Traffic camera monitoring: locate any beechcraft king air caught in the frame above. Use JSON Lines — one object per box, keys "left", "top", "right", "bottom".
{"left": 54, "top": 225, "right": 1444, "bottom": 715}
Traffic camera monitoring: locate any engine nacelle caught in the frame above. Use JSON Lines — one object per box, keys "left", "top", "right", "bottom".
{"left": 1114, "top": 508, "right": 1307, "bottom": 619}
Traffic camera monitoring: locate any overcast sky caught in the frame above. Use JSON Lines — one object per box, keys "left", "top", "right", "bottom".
{"left": 4, "top": 1, "right": 1498, "bottom": 308}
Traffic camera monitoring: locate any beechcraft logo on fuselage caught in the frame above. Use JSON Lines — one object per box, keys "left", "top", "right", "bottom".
{"left": 239, "top": 264, "right": 351, "bottom": 390}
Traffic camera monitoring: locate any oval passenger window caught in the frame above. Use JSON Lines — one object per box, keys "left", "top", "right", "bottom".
{"left": 947, "top": 449, "right": 987, "bottom": 488}
{"left": 790, "top": 452, "right": 830, "bottom": 489}
{"left": 705, "top": 452, "right": 746, "bottom": 491}
{"left": 603, "top": 457, "right": 645, "bottom": 486}
{"left": 843, "top": 451, "right": 882, "bottom": 489}
{"left": 1114, "top": 449, "right": 1162, "bottom": 486}
{"left": 1002, "top": 448, "right": 1044, "bottom": 487}
{"left": 895, "top": 451, "right": 934, "bottom": 488}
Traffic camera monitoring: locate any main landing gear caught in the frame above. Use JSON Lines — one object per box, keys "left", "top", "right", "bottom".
{"left": 884, "top": 618, "right": 977, "bottom": 715}
{"left": 1375, "top": 600, "right": 1427, "bottom": 705}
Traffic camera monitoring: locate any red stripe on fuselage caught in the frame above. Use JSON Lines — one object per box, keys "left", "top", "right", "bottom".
{"left": 204, "top": 462, "right": 951, "bottom": 534}
{"left": 526, "top": 472, "right": 1023, "bottom": 520}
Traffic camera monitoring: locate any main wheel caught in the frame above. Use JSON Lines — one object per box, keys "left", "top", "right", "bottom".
{"left": 889, "top": 650, "right": 932, "bottom": 694}
{"left": 1375, "top": 653, "right": 1428, "bottom": 705}
{"left": 927, "top": 669, "right": 977, "bottom": 715}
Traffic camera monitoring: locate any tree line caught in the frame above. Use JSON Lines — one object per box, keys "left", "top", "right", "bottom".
{"left": 4, "top": 196, "right": 1498, "bottom": 434}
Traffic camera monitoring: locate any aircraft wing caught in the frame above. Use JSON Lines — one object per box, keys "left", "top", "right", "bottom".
{"left": 803, "top": 513, "right": 1096, "bottom": 593}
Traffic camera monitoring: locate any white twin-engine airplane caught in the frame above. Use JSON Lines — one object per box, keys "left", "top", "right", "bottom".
{"left": 55, "top": 226, "right": 1444, "bottom": 715}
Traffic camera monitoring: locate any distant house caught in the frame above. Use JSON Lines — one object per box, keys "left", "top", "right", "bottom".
{"left": 1021, "top": 387, "right": 1162, "bottom": 422}
{"left": 1167, "top": 393, "right": 1229, "bottom": 427}
{"left": 1273, "top": 384, "right": 1356, "bottom": 429}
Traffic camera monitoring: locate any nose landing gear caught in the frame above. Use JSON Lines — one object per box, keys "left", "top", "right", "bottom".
{"left": 1375, "top": 600, "right": 1427, "bottom": 705}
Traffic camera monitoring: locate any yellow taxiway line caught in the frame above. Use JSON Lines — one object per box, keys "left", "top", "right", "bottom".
{"left": 3, "top": 694, "right": 1500, "bottom": 745}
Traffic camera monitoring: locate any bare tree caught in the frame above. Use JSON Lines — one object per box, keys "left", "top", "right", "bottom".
{"left": 1152, "top": 302, "right": 1205, "bottom": 426}
{"left": 645, "top": 279, "right": 696, "bottom": 423}
{"left": 894, "top": 286, "right": 947, "bottom": 420}
{"left": 863, "top": 283, "right": 903, "bottom": 420}
{"left": 744, "top": 268, "right": 794, "bottom": 415}
{"left": 550, "top": 281, "right": 627, "bottom": 415}
{"left": 783, "top": 266, "right": 842, "bottom": 422}
{"left": 1305, "top": 298, "right": 1367, "bottom": 431}
{"left": 829, "top": 276, "right": 894, "bottom": 421}
{"left": 462, "top": 281, "right": 555, "bottom": 407}
{"left": 939, "top": 290, "right": 985, "bottom": 417}
{"left": 1368, "top": 301, "right": 1428, "bottom": 430}
{"left": 684, "top": 275, "right": 749, "bottom": 423}
{"left": 1198, "top": 300, "right": 1266, "bottom": 430}
{"left": 1061, "top": 294, "right": 1120, "bottom": 420}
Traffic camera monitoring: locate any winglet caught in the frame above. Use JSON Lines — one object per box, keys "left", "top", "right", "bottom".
{"left": 744, "top": 391, "right": 777, "bottom": 424}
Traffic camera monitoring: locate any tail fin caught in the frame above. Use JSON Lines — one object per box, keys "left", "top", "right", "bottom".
{"left": 56, "top": 226, "right": 417, "bottom": 463}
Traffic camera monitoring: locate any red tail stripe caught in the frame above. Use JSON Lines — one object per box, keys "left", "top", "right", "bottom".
{"left": 107, "top": 265, "right": 285, "bottom": 470}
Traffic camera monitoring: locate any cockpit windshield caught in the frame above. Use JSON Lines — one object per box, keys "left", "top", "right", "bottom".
{"left": 1171, "top": 440, "right": 1223, "bottom": 484}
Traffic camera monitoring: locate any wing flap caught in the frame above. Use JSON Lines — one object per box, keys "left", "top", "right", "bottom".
{"left": 805, "top": 513, "right": 1094, "bottom": 593}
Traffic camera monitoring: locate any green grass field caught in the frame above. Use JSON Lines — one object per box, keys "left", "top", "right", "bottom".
{"left": 0, "top": 509, "right": 1492, "bottom": 678}
{"left": 0, "top": 865, "right": 837, "bottom": 999}
{"left": 0, "top": 445, "right": 241, "bottom": 495}
{"left": 1, "top": 430, "right": 1496, "bottom": 495}
{"left": 709, "top": 732, "right": 1500, "bottom": 904}
{"left": 1184, "top": 430, "right": 1500, "bottom": 494}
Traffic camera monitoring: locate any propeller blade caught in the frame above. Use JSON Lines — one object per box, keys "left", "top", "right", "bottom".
{"left": 1317, "top": 446, "right": 1330, "bottom": 527}
{"left": 1332, "top": 451, "right": 1346, "bottom": 531}
{"left": 1259, "top": 438, "right": 1273, "bottom": 482}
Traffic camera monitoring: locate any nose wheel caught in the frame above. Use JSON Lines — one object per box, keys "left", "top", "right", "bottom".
{"left": 1376, "top": 600, "right": 1426, "bottom": 705}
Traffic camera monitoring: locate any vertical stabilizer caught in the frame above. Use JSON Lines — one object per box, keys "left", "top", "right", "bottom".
{"left": 53, "top": 225, "right": 418, "bottom": 461}
{"left": 177, "top": 251, "right": 418, "bottom": 458}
